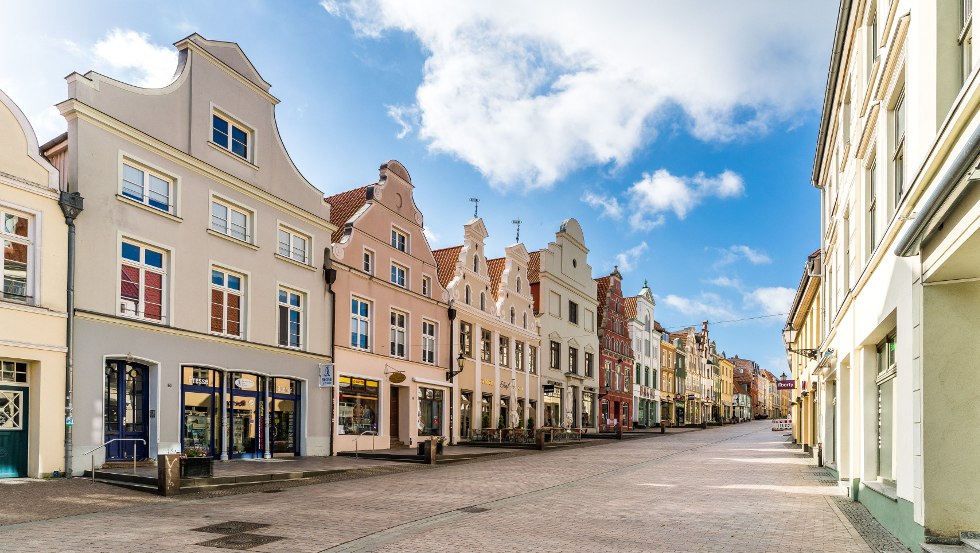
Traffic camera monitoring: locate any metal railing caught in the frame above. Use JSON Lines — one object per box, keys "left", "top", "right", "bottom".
{"left": 82, "top": 438, "right": 147, "bottom": 482}
{"left": 353, "top": 431, "right": 377, "bottom": 458}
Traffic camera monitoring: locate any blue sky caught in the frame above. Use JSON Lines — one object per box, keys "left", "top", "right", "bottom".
{"left": 0, "top": 1, "right": 838, "bottom": 373}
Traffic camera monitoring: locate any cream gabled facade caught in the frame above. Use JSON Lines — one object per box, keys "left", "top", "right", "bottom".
{"left": 52, "top": 34, "right": 336, "bottom": 468}
{"left": 528, "top": 219, "right": 599, "bottom": 431}
{"left": 326, "top": 161, "right": 452, "bottom": 452}
{"left": 0, "top": 90, "right": 66, "bottom": 478}
{"left": 812, "top": 0, "right": 980, "bottom": 546}
{"left": 434, "top": 219, "right": 541, "bottom": 438}
{"left": 783, "top": 250, "right": 822, "bottom": 458}
{"left": 626, "top": 282, "right": 659, "bottom": 428}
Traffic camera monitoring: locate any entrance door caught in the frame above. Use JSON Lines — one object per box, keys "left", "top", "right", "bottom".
{"left": 460, "top": 391, "right": 472, "bottom": 439}
{"left": 0, "top": 385, "right": 28, "bottom": 477}
{"left": 229, "top": 373, "right": 264, "bottom": 458}
{"left": 104, "top": 360, "right": 149, "bottom": 461}
{"left": 389, "top": 386, "right": 400, "bottom": 445}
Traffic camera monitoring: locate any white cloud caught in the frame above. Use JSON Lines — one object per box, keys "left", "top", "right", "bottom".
{"left": 715, "top": 244, "right": 772, "bottom": 267}
{"left": 743, "top": 286, "right": 795, "bottom": 316}
{"left": 628, "top": 169, "right": 744, "bottom": 229}
{"left": 663, "top": 292, "right": 737, "bottom": 321}
{"left": 386, "top": 104, "right": 417, "bottom": 139}
{"left": 324, "top": 1, "right": 835, "bottom": 189}
{"left": 423, "top": 226, "right": 439, "bottom": 245}
{"left": 706, "top": 276, "right": 742, "bottom": 290}
{"left": 91, "top": 29, "right": 177, "bottom": 88}
{"left": 614, "top": 241, "right": 648, "bottom": 272}
{"left": 581, "top": 190, "right": 623, "bottom": 220}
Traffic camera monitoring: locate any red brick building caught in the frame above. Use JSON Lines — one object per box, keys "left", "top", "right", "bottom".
{"left": 730, "top": 355, "right": 761, "bottom": 419}
{"left": 595, "top": 268, "right": 634, "bottom": 431}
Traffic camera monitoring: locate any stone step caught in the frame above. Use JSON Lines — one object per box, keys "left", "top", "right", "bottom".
{"left": 961, "top": 538, "right": 980, "bottom": 552}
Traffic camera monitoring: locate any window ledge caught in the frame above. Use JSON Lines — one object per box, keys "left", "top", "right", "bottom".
{"left": 274, "top": 253, "right": 316, "bottom": 271}
{"left": 207, "top": 229, "right": 259, "bottom": 250}
{"left": 208, "top": 141, "right": 259, "bottom": 170}
{"left": 116, "top": 194, "right": 182, "bottom": 222}
{"left": 863, "top": 480, "right": 898, "bottom": 501}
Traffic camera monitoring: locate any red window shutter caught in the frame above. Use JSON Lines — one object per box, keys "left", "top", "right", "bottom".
{"left": 227, "top": 293, "right": 241, "bottom": 336}
{"left": 144, "top": 270, "right": 163, "bottom": 320}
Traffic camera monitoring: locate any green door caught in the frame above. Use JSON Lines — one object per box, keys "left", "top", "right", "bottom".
{"left": 0, "top": 385, "right": 29, "bottom": 478}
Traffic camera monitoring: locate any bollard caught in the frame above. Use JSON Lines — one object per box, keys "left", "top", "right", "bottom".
{"left": 660, "top": 422, "right": 665, "bottom": 434}
{"left": 157, "top": 454, "right": 181, "bottom": 496}
{"left": 425, "top": 438, "right": 437, "bottom": 465}
{"left": 616, "top": 424, "right": 623, "bottom": 440}
{"left": 535, "top": 429, "right": 546, "bottom": 450}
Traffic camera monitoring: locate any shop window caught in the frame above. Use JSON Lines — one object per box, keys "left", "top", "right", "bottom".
{"left": 119, "top": 239, "right": 167, "bottom": 322}
{"left": 271, "top": 377, "right": 301, "bottom": 455}
{"left": 876, "top": 334, "right": 897, "bottom": 483}
{"left": 182, "top": 366, "right": 222, "bottom": 458}
{"left": 481, "top": 393, "right": 492, "bottom": 428}
{"left": 418, "top": 387, "right": 443, "bottom": 436}
{"left": 338, "top": 376, "right": 378, "bottom": 435}
{"left": 543, "top": 388, "right": 561, "bottom": 427}
{"left": 582, "top": 392, "right": 595, "bottom": 428}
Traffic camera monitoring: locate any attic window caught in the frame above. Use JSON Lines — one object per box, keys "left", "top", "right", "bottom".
{"left": 212, "top": 112, "right": 250, "bottom": 161}
{"left": 572, "top": 259, "right": 577, "bottom": 268}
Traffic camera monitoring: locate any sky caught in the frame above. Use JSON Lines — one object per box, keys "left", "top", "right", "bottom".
{"left": 0, "top": 1, "right": 838, "bottom": 374}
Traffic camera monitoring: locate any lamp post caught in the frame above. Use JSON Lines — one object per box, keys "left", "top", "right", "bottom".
{"left": 446, "top": 351, "right": 465, "bottom": 444}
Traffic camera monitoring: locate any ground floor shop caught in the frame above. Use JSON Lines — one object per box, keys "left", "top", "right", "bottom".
{"left": 599, "top": 392, "right": 631, "bottom": 431}
{"left": 71, "top": 315, "right": 331, "bottom": 469}
{"left": 634, "top": 397, "right": 659, "bottom": 428}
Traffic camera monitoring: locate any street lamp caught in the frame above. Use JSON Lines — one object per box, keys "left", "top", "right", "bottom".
{"left": 447, "top": 351, "right": 465, "bottom": 382}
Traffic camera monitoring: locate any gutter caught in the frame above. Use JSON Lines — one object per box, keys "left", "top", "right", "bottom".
{"left": 812, "top": 0, "right": 853, "bottom": 187}
{"left": 895, "top": 122, "right": 980, "bottom": 256}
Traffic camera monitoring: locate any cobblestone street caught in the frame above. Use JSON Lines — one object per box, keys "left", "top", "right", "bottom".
{"left": 0, "top": 422, "right": 881, "bottom": 552}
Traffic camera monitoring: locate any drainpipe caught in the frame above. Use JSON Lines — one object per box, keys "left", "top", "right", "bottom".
{"left": 447, "top": 301, "right": 457, "bottom": 444}
{"left": 59, "top": 191, "right": 84, "bottom": 478}
{"left": 323, "top": 248, "right": 337, "bottom": 456}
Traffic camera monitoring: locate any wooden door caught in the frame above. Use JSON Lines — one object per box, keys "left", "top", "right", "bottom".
{"left": 389, "top": 386, "right": 400, "bottom": 443}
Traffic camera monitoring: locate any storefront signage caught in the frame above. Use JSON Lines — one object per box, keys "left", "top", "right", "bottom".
{"left": 234, "top": 377, "right": 255, "bottom": 389}
{"left": 481, "top": 378, "right": 494, "bottom": 387}
{"left": 319, "top": 363, "right": 334, "bottom": 387}
{"left": 777, "top": 380, "right": 795, "bottom": 390}
{"left": 191, "top": 377, "right": 209, "bottom": 386}
{"left": 388, "top": 372, "right": 406, "bottom": 384}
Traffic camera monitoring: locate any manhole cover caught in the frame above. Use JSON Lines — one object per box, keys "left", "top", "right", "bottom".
{"left": 193, "top": 521, "right": 271, "bottom": 534}
{"left": 457, "top": 506, "right": 489, "bottom": 513}
{"left": 197, "top": 533, "right": 284, "bottom": 550}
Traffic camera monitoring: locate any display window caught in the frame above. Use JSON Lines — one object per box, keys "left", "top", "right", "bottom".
{"left": 181, "top": 366, "right": 223, "bottom": 458}
{"left": 417, "top": 387, "right": 443, "bottom": 436}
{"left": 271, "top": 377, "right": 301, "bottom": 455}
{"left": 338, "top": 376, "right": 378, "bottom": 435}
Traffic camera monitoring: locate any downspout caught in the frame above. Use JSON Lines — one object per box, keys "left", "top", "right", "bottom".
{"left": 447, "top": 301, "right": 457, "bottom": 445}
{"left": 59, "top": 190, "right": 84, "bottom": 477}
{"left": 323, "top": 247, "right": 337, "bottom": 457}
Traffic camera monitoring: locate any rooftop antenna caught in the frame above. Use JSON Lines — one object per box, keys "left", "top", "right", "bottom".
{"left": 512, "top": 218, "right": 522, "bottom": 243}
{"left": 469, "top": 197, "right": 480, "bottom": 218}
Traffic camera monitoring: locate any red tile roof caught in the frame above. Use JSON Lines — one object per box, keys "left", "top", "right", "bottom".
{"left": 324, "top": 186, "right": 369, "bottom": 243}
{"left": 623, "top": 296, "right": 637, "bottom": 320}
{"left": 654, "top": 320, "right": 667, "bottom": 334}
{"left": 487, "top": 257, "right": 506, "bottom": 298}
{"left": 432, "top": 245, "right": 462, "bottom": 288}
{"left": 594, "top": 276, "right": 610, "bottom": 327}
{"left": 527, "top": 250, "right": 541, "bottom": 283}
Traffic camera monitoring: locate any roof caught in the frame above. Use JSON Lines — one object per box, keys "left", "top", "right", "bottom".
{"left": 654, "top": 320, "right": 667, "bottom": 334}
{"left": 527, "top": 250, "right": 541, "bottom": 283}
{"left": 623, "top": 296, "right": 637, "bottom": 320}
{"left": 324, "top": 186, "right": 369, "bottom": 243}
{"left": 487, "top": 257, "right": 506, "bottom": 298}
{"left": 432, "top": 246, "right": 462, "bottom": 289}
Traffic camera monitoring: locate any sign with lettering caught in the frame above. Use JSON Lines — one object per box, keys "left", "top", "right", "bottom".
{"left": 771, "top": 418, "right": 792, "bottom": 431}
{"left": 319, "top": 363, "right": 334, "bottom": 387}
{"left": 234, "top": 377, "right": 255, "bottom": 389}
{"left": 777, "top": 380, "right": 795, "bottom": 390}
{"left": 388, "top": 372, "right": 406, "bottom": 384}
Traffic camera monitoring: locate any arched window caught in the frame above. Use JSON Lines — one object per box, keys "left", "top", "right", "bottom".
{"left": 473, "top": 254, "right": 479, "bottom": 273}
{"left": 517, "top": 277, "right": 522, "bottom": 293}
{"left": 523, "top": 312, "right": 527, "bottom": 329}
{"left": 510, "top": 307, "right": 516, "bottom": 324}
{"left": 465, "top": 285, "right": 471, "bottom": 305}
{"left": 644, "top": 314, "right": 651, "bottom": 332}
{"left": 480, "top": 292, "right": 485, "bottom": 311}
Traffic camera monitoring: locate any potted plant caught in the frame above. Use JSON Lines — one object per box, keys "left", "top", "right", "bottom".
{"left": 180, "top": 446, "right": 213, "bottom": 479}
{"left": 497, "top": 415, "right": 506, "bottom": 430}
{"left": 482, "top": 414, "right": 491, "bottom": 429}
{"left": 527, "top": 417, "right": 535, "bottom": 431}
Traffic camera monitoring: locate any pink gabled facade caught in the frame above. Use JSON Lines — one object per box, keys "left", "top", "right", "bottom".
{"left": 327, "top": 160, "right": 451, "bottom": 452}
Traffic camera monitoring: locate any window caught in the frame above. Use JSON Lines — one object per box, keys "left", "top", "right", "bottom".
{"left": 210, "top": 199, "right": 250, "bottom": 242}
{"left": 121, "top": 162, "right": 172, "bottom": 213}
{"left": 278, "top": 226, "right": 310, "bottom": 264}
{"left": 338, "top": 376, "right": 378, "bottom": 435}
{"left": 391, "top": 228, "right": 407, "bottom": 253}
{"left": 350, "top": 297, "right": 370, "bottom": 350}
{"left": 480, "top": 328, "right": 493, "bottom": 362}
{"left": 210, "top": 268, "right": 244, "bottom": 337}
{"left": 529, "top": 345, "right": 538, "bottom": 374}
{"left": 0, "top": 360, "right": 27, "bottom": 384}
{"left": 868, "top": 7, "right": 878, "bottom": 76}
{"left": 636, "top": 363, "right": 642, "bottom": 385}
{"left": 363, "top": 249, "right": 374, "bottom": 274}
{"left": 422, "top": 276, "right": 431, "bottom": 297}
{"left": 119, "top": 240, "right": 166, "bottom": 321}
{"left": 523, "top": 312, "right": 528, "bottom": 329}
{"left": 515, "top": 341, "right": 525, "bottom": 371}
{"left": 390, "top": 263, "right": 407, "bottom": 288}
{"left": 644, "top": 314, "right": 651, "bottom": 332}
{"left": 499, "top": 336, "right": 510, "bottom": 367}
{"left": 212, "top": 112, "right": 249, "bottom": 160}
{"left": 480, "top": 292, "right": 486, "bottom": 311}
{"left": 517, "top": 276, "right": 522, "bottom": 294}
{"left": 510, "top": 306, "right": 516, "bottom": 325}
{"left": 389, "top": 310, "right": 406, "bottom": 358}
{"left": 868, "top": 160, "right": 878, "bottom": 255}
{"left": 2, "top": 209, "right": 32, "bottom": 303}
{"left": 549, "top": 292, "right": 561, "bottom": 317}
{"left": 278, "top": 288, "right": 304, "bottom": 348}
{"left": 460, "top": 321, "right": 473, "bottom": 357}
{"left": 568, "top": 347, "right": 578, "bottom": 375}
{"left": 550, "top": 341, "right": 561, "bottom": 370}
{"left": 422, "top": 320, "right": 436, "bottom": 364}
{"left": 892, "top": 91, "right": 906, "bottom": 204}
{"left": 604, "top": 361, "right": 612, "bottom": 390}
{"left": 585, "top": 309, "right": 595, "bottom": 332}
{"left": 465, "top": 285, "right": 471, "bottom": 305}
{"left": 472, "top": 254, "right": 479, "bottom": 273}
{"left": 644, "top": 339, "right": 651, "bottom": 356}
{"left": 962, "top": 0, "right": 973, "bottom": 85}
{"left": 569, "top": 301, "right": 579, "bottom": 324}
{"left": 876, "top": 334, "right": 897, "bottom": 483}
{"left": 585, "top": 352, "right": 594, "bottom": 377}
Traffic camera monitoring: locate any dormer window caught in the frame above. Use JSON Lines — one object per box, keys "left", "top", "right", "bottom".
{"left": 391, "top": 228, "right": 407, "bottom": 253}
{"left": 212, "top": 112, "right": 250, "bottom": 161}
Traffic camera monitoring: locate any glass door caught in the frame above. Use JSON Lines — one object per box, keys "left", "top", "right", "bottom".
{"left": 271, "top": 378, "right": 300, "bottom": 456}
{"left": 229, "top": 372, "right": 264, "bottom": 458}
{"left": 104, "top": 360, "right": 149, "bottom": 461}
{"left": 181, "top": 367, "right": 222, "bottom": 458}
{"left": 460, "top": 391, "right": 472, "bottom": 438}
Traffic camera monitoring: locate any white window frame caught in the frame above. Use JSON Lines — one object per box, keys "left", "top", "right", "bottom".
{"left": 277, "top": 286, "right": 305, "bottom": 350}
{"left": 390, "top": 226, "right": 408, "bottom": 253}
{"left": 277, "top": 223, "right": 312, "bottom": 265}
{"left": 210, "top": 266, "right": 246, "bottom": 338}
{"left": 390, "top": 262, "right": 408, "bottom": 288}
{"left": 1, "top": 205, "right": 35, "bottom": 305}
{"left": 210, "top": 194, "right": 253, "bottom": 244}
{"left": 362, "top": 248, "right": 375, "bottom": 275}
{"left": 421, "top": 319, "right": 437, "bottom": 364}
{"left": 892, "top": 89, "right": 906, "bottom": 207}
{"left": 422, "top": 275, "right": 432, "bottom": 298}
{"left": 390, "top": 309, "right": 407, "bottom": 359}
{"left": 0, "top": 359, "right": 28, "bottom": 385}
{"left": 211, "top": 108, "right": 253, "bottom": 162}
{"left": 118, "top": 237, "right": 169, "bottom": 323}
{"left": 119, "top": 157, "right": 176, "bottom": 215}
{"left": 351, "top": 296, "right": 371, "bottom": 351}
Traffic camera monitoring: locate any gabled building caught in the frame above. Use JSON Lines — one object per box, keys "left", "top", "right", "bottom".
{"left": 670, "top": 327, "right": 700, "bottom": 425}
{"left": 718, "top": 354, "right": 734, "bottom": 423}
{"left": 528, "top": 219, "right": 599, "bottom": 431}
{"left": 0, "top": 89, "right": 66, "bottom": 478}
{"left": 731, "top": 356, "right": 760, "bottom": 419}
{"left": 50, "top": 34, "right": 337, "bottom": 467}
{"left": 657, "top": 322, "right": 676, "bottom": 424}
{"left": 782, "top": 249, "right": 822, "bottom": 456}
{"left": 595, "top": 268, "right": 633, "bottom": 431}
{"left": 434, "top": 218, "right": 541, "bottom": 438}
{"left": 625, "top": 281, "right": 659, "bottom": 428}
{"left": 326, "top": 161, "right": 451, "bottom": 451}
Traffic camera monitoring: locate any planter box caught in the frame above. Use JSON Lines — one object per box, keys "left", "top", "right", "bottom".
{"left": 180, "top": 457, "right": 213, "bottom": 479}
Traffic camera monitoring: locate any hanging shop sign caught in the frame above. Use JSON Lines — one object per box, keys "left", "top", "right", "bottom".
{"left": 776, "top": 380, "right": 795, "bottom": 390}
{"left": 388, "top": 372, "right": 406, "bottom": 384}
{"left": 318, "top": 363, "right": 334, "bottom": 387}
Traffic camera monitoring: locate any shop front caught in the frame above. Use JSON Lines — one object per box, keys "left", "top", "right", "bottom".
{"left": 542, "top": 385, "right": 562, "bottom": 427}
{"left": 337, "top": 375, "right": 379, "bottom": 436}
{"left": 581, "top": 391, "right": 595, "bottom": 429}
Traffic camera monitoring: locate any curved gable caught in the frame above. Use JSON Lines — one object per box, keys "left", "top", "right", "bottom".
{"left": 0, "top": 89, "right": 58, "bottom": 189}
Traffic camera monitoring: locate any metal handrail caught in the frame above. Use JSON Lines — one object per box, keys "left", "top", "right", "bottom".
{"left": 83, "top": 438, "right": 147, "bottom": 482}
{"left": 353, "top": 431, "right": 377, "bottom": 458}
